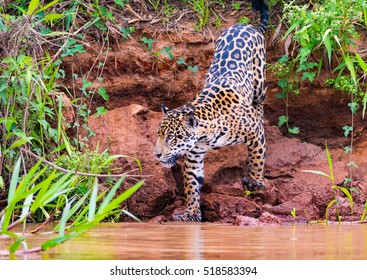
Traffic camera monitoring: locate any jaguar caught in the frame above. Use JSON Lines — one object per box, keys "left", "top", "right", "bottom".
{"left": 154, "top": 0, "right": 269, "bottom": 221}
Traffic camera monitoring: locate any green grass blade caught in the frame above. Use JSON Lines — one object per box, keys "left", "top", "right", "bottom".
{"left": 54, "top": 189, "right": 92, "bottom": 232}
{"left": 19, "top": 193, "right": 33, "bottom": 221}
{"left": 41, "top": 232, "right": 81, "bottom": 251}
{"left": 344, "top": 54, "right": 356, "bottom": 83}
{"left": 336, "top": 186, "right": 354, "bottom": 213}
{"left": 8, "top": 156, "right": 22, "bottom": 204}
{"left": 355, "top": 52, "right": 367, "bottom": 73}
{"left": 362, "top": 89, "right": 367, "bottom": 119}
{"left": 58, "top": 196, "right": 75, "bottom": 237}
{"left": 13, "top": 162, "right": 46, "bottom": 202}
{"left": 100, "top": 180, "right": 144, "bottom": 215}
{"left": 321, "top": 29, "right": 332, "bottom": 64}
{"left": 9, "top": 237, "right": 25, "bottom": 254}
{"left": 121, "top": 209, "right": 141, "bottom": 222}
{"left": 282, "top": 21, "right": 300, "bottom": 40}
{"left": 27, "top": 0, "right": 40, "bottom": 15}
{"left": 34, "top": 0, "right": 60, "bottom": 14}
{"left": 301, "top": 170, "right": 331, "bottom": 178}
{"left": 324, "top": 143, "right": 334, "bottom": 184}
{"left": 31, "top": 170, "right": 58, "bottom": 212}
{"left": 325, "top": 199, "right": 337, "bottom": 225}
{"left": 97, "top": 176, "right": 125, "bottom": 215}
{"left": 88, "top": 178, "right": 99, "bottom": 222}
{"left": 361, "top": 200, "right": 367, "bottom": 221}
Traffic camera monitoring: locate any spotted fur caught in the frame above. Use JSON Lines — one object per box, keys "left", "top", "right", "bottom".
{"left": 154, "top": 1, "right": 269, "bottom": 222}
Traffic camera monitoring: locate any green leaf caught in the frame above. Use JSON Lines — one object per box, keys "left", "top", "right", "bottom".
{"left": 325, "top": 199, "right": 337, "bottom": 224}
{"left": 278, "top": 55, "right": 289, "bottom": 63}
{"left": 334, "top": 186, "right": 354, "bottom": 213}
{"left": 301, "top": 169, "right": 331, "bottom": 178}
{"left": 58, "top": 196, "right": 75, "bottom": 237}
{"left": 160, "top": 47, "right": 173, "bottom": 60}
{"left": 88, "top": 178, "right": 99, "bottom": 222}
{"left": 344, "top": 146, "right": 352, "bottom": 154}
{"left": 344, "top": 54, "right": 356, "bottom": 83}
{"left": 114, "top": 0, "right": 126, "bottom": 8}
{"left": 44, "top": 13, "right": 65, "bottom": 21}
{"left": 301, "top": 72, "right": 315, "bottom": 83}
{"left": 347, "top": 161, "right": 359, "bottom": 168}
{"left": 98, "top": 88, "right": 109, "bottom": 101}
{"left": 362, "top": 89, "right": 367, "bottom": 119}
{"left": 355, "top": 52, "right": 367, "bottom": 73}
{"left": 94, "top": 106, "right": 108, "bottom": 118}
{"left": 9, "top": 237, "right": 25, "bottom": 254}
{"left": 276, "top": 92, "right": 287, "bottom": 99}
{"left": 277, "top": 78, "right": 288, "bottom": 89}
{"left": 282, "top": 20, "right": 300, "bottom": 40}
{"left": 34, "top": 0, "right": 60, "bottom": 14}
{"left": 98, "top": 180, "right": 144, "bottom": 215}
{"left": 97, "top": 176, "right": 125, "bottom": 215}
{"left": 177, "top": 57, "right": 187, "bottom": 65}
{"left": 277, "top": 115, "right": 288, "bottom": 128}
{"left": 8, "top": 157, "right": 22, "bottom": 205}
{"left": 188, "top": 65, "right": 198, "bottom": 74}
{"left": 27, "top": 0, "right": 40, "bottom": 15}
{"left": 140, "top": 37, "right": 154, "bottom": 51}
{"left": 361, "top": 200, "right": 367, "bottom": 221}
{"left": 288, "top": 127, "right": 300, "bottom": 134}
{"left": 41, "top": 233, "right": 81, "bottom": 251}
{"left": 325, "top": 143, "right": 334, "bottom": 184}
{"left": 321, "top": 29, "right": 332, "bottom": 64}
{"left": 9, "top": 138, "right": 33, "bottom": 150}
{"left": 342, "top": 125, "right": 353, "bottom": 137}
{"left": 348, "top": 102, "right": 359, "bottom": 114}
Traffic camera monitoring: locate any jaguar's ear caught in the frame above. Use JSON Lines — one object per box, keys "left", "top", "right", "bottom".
{"left": 183, "top": 112, "right": 198, "bottom": 129}
{"left": 161, "top": 103, "right": 169, "bottom": 114}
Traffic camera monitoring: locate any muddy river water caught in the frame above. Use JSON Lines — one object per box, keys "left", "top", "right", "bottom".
{"left": 2, "top": 223, "right": 367, "bottom": 260}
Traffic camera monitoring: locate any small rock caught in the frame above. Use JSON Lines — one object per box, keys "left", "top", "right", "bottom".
{"left": 233, "top": 215, "right": 260, "bottom": 226}
{"left": 259, "top": 212, "right": 283, "bottom": 225}
{"left": 147, "top": 215, "right": 166, "bottom": 223}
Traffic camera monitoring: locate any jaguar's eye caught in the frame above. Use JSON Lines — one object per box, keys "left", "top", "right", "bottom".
{"left": 166, "top": 135, "right": 174, "bottom": 142}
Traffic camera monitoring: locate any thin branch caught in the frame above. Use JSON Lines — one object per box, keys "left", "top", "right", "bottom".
{"left": 19, "top": 148, "right": 151, "bottom": 178}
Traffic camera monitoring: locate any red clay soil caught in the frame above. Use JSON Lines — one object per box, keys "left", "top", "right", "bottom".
{"left": 61, "top": 13, "right": 367, "bottom": 224}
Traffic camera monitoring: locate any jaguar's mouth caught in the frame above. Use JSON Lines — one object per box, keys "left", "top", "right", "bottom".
{"left": 160, "top": 155, "right": 180, "bottom": 168}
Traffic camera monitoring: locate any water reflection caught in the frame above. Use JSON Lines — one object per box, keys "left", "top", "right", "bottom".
{"left": 1, "top": 223, "right": 366, "bottom": 260}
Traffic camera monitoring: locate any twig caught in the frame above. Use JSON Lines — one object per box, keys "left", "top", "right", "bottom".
{"left": 19, "top": 148, "right": 152, "bottom": 178}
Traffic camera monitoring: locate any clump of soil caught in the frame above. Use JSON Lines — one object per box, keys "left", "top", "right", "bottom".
{"left": 61, "top": 5, "right": 367, "bottom": 224}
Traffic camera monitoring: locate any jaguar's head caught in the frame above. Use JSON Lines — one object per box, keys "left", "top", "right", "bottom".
{"left": 154, "top": 104, "right": 199, "bottom": 168}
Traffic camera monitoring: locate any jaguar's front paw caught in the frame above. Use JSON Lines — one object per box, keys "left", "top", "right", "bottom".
{"left": 242, "top": 176, "right": 265, "bottom": 192}
{"left": 174, "top": 210, "right": 202, "bottom": 222}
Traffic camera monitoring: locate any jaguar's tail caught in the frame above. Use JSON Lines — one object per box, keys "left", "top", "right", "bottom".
{"left": 251, "top": 0, "right": 269, "bottom": 34}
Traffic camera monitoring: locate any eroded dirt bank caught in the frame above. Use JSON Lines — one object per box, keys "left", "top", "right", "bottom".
{"left": 62, "top": 19, "right": 367, "bottom": 224}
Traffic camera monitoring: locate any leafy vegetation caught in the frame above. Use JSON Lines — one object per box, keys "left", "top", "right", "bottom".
{"left": 272, "top": 0, "right": 366, "bottom": 217}
{"left": 0, "top": 0, "right": 367, "bottom": 256}
{"left": 302, "top": 143, "right": 354, "bottom": 224}
{"left": 0, "top": 0, "right": 145, "bottom": 256}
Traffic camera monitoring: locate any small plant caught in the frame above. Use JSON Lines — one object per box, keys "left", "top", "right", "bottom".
{"left": 290, "top": 207, "right": 296, "bottom": 224}
{"left": 140, "top": 37, "right": 154, "bottom": 51}
{"left": 239, "top": 16, "right": 250, "bottom": 25}
{"left": 232, "top": 3, "right": 241, "bottom": 10}
{"left": 361, "top": 200, "right": 367, "bottom": 222}
{"left": 302, "top": 143, "right": 354, "bottom": 224}
{"left": 0, "top": 157, "right": 143, "bottom": 256}
{"left": 176, "top": 57, "right": 199, "bottom": 74}
{"left": 268, "top": 56, "right": 300, "bottom": 135}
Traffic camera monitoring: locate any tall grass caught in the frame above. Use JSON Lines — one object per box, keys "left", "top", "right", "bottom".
{"left": 0, "top": 157, "right": 143, "bottom": 256}
{"left": 302, "top": 143, "right": 354, "bottom": 224}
